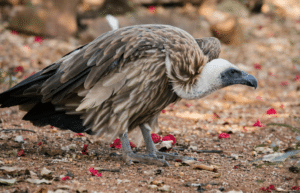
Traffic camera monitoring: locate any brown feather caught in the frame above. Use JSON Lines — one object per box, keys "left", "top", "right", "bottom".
{"left": 0, "top": 24, "right": 222, "bottom": 143}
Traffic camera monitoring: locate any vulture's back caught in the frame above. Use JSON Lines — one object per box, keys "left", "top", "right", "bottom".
{"left": 0, "top": 24, "right": 219, "bottom": 140}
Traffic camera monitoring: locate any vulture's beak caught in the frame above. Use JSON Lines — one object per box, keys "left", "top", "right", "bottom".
{"left": 221, "top": 68, "right": 258, "bottom": 89}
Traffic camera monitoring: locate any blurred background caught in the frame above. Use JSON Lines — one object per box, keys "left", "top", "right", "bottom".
{"left": 0, "top": 0, "right": 299, "bottom": 75}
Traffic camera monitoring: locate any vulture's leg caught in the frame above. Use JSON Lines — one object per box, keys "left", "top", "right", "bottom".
{"left": 140, "top": 123, "right": 196, "bottom": 161}
{"left": 120, "top": 132, "right": 169, "bottom": 166}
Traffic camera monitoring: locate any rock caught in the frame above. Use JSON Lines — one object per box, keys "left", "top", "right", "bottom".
{"left": 0, "top": 178, "right": 16, "bottom": 185}
{"left": 210, "top": 12, "right": 243, "bottom": 45}
{"left": 158, "top": 185, "right": 171, "bottom": 192}
{"left": 296, "top": 136, "right": 300, "bottom": 141}
{"left": 189, "top": 145, "right": 197, "bottom": 151}
{"left": 75, "top": 187, "right": 88, "bottom": 193}
{"left": 27, "top": 178, "right": 52, "bottom": 184}
{"left": 53, "top": 190, "right": 69, "bottom": 193}
{"left": 9, "top": 0, "right": 80, "bottom": 37}
{"left": 226, "top": 191, "right": 243, "bottom": 193}
{"left": 79, "top": 7, "right": 211, "bottom": 44}
{"left": 41, "top": 167, "right": 52, "bottom": 176}
{"left": 54, "top": 185, "right": 71, "bottom": 191}
{"left": 41, "top": 146, "right": 64, "bottom": 156}
{"left": 14, "top": 135, "right": 24, "bottom": 143}
{"left": 0, "top": 166, "right": 29, "bottom": 176}
{"left": 148, "top": 185, "right": 158, "bottom": 190}
{"left": 206, "top": 189, "right": 222, "bottom": 193}
{"left": 30, "top": 171, "right": 38, "bottom": 179}
{"left": 230, "top": 154, "right": 240, "bottom": 160}
{"left": 61, "top": 144, "right": 77, "bottom": 151}
{"left": 289, "top": 166, "right": 299, "bottom": 173}
{"left": 255, "top": 147, "right": 273, "bottom": 154}
{"left": 217, "top": 0, "right": 250, "bottom": 18}
{"left": 199, "top": 0, "right": 243, "bottom": 45}
{"left": 154, "top": 168, "right": 164, "bottom": 175}
{"left": 117, "top": 179, "right": 131, "bottom": 184}
{"left": 159, "top": 140, "right": 173, "bottom": 150}
{"left": 151, "top": 180, "right": 164, "bottom": 186}
{"left": 265, "top": 0, "right": 300, "bottom": 20}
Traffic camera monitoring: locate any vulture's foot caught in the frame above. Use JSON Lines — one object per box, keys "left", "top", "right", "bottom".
{"left": 156, "top": 151, "right": 196, "bottom": 161}
{"left": 120, "top": 132, "right": 169, "bottom": 166}
{"left": 139, "top": 123, "right": 197, "bottom": 162}
{"left": 122, "top": 152, "right": 169, "bottom": 166}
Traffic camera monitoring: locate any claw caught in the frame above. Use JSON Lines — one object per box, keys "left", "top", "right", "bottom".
{"left": 156, "top": 151, "right": 196, "bottom": 161}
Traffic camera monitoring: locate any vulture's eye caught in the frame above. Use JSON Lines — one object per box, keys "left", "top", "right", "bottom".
{"left": 228, "top": 69, "right": 241, "bottom": 78}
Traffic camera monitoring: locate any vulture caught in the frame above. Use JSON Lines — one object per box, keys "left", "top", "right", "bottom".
{"left": 0, "top": 24, "right": 257, "bottom": 166}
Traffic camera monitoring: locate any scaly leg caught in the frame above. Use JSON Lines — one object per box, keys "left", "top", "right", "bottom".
{"left": 140, "top": 123, "right": 196, "bottom": 161}
{"left": 120, "top": 131, "right": 169, "bottom": 166}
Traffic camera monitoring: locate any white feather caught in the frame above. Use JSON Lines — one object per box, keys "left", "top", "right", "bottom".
{"left": 172, "top": 58, "right": 239, "bottom": 99}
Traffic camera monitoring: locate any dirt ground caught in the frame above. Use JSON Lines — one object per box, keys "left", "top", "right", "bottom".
{"left": 0, "top": 11, "right": 300, "bottom": 193}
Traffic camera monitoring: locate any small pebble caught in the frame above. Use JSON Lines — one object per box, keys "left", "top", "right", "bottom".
{"left": 205, "top": 184, "right": 212, "bottom": 189}
{"left": 148, "top": 185, "right": 158, "bottom": 190}
{"left": 266, "top": 140, "right": 272, "bottom": 144}
{"left": 179, "top": 172, "right": 184, "bottom": 176}
{"left": 174, "top": 163, "right": 179, "bottom": 167}
{"left": 158, "top": 185, "right": 170, "bottom": 192}
{"left": 252, "top": 151, "right": 257, "bottom": 157}
{"left": 14, "top": 135, "right": 24, "bottom": 143}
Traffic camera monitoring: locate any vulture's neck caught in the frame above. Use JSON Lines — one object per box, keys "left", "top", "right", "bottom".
{"left": 169, "top": 58, "right": 238, "bottom": 100}
{"left": 173, "top": 74, "right": 221, "bottom": 100}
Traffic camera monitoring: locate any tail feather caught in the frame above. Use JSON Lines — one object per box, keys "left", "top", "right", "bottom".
{"left": 0, "top": 66, "right": 54, "bottom": 108}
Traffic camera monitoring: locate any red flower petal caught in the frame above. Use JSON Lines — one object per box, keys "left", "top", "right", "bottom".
{"left": 295, "top": 74, "right": 300, "bottom": 82}
{"left": 151, "top": 133, "right": 161, "bottom": 144}
{"left": 162, "top": 136, "right": 171, "bottom": 141}
{"left": 14, "top": 66, "right": 24, "bottom": 73}
{"left": 89, "top": 168, "right": 102, "bottom": 177}
{"left": 129, "top": 141, "right": 136, "bottom": 148}
{"left": 280, "top": 81, "right": 289, "bottom": 86}
{"left": 266, "top": 108, "right": 277, "bottom": 115}
{"left": 38, "top": 142, "right": 42, "bottom": 146}
{"left": 147, "top": 5, "right": 156, "bottom": 13}
{"left": 110, "top": 138, "right": 122, "bottom": 149}
{"left": 253, "top": 119, "right": 265, "bottom": 127}
{"left": 74, "top": 133, "right": 84, "bottom": 137}
{"left": 61, "top": 176, "right": 70, "bottom": 181}
{"left": 161, "top": 109, "right": 166, "bottom": 113}
{"left": 218, "top": 133, "right": 230, "bottom": 139}
{"left": 185, "top": 103, "right": 192, "bottom": 107}
{"left": 166, "top": 134, "right": 176, "bottom": 145}
{"left": 34, "top": 36, "right": 43, "bottom": 43}
{"left": 254, "top": 63, "right": 261, "bottom": 70}
{"left": 17, "top": 149, "right": 24, "bottom": 156}
{"left": 82, "top": 144, "right": 88, "bottom": 155}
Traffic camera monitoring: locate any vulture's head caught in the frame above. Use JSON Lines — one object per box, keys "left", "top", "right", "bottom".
{"left": 169, "top": 58, "right": 258, "bottom": 100}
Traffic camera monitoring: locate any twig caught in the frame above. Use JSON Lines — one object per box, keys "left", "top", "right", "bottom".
{"left": 0, "top": 128, "right": 36, "bottom": 133}
{"left": 267, "top": 123, "right": 300, "bottom": 133}
{"left": 193, "top": 150, "right": 223, "bottom": 153}
{"left": 95, "top": 168, "right": 120, "bottom": 172}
